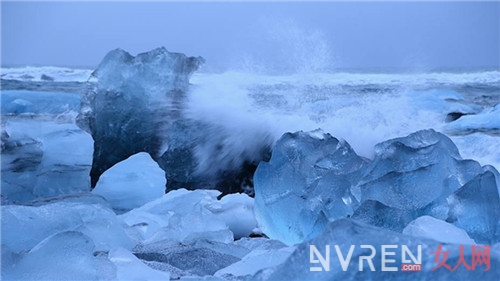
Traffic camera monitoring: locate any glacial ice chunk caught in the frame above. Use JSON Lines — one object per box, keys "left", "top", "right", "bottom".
{"left": 357, "top": 129, "right": 482, "bottom": 210}
{"left": 108, "top": 247, "right": 170, "bottom": 280}
{"left": 204, "top": 192, "right": 258, "bottom": 239}
{"left": 448, "top": 168, "right": 500, "bottom": 244}
{"left": 77, "top": 47, "right": 271, "bottom": 194}
{"left": 255, "top": 129, "right": 493, "bottom": 247}
{"left": 403, "top": 215, "right": 475, "bottom": 244}
{"left": 120, "top": 189, "right": 257, "bottom": 244}
{"left": 265, "top": 219, "right": 500, "bottom": 281}
{"left": 76, "top": 47, "right": 204, "bottom": 188}
{"left": 351, "top": 200, "right": 417, "bottom": 232}
{"left": 1, "top": 195, "right": 134, "bottom": 253}
{"left": 92, "top": 152, "right": 165, "bottom": 212}
{"left": 350, "top": 130, "right": 492, "bottom": 233}
{"left": 4, "top": 231, "right": 116, "bottom": 281}
{"left": 1, "top": 120, "right": 92, "bottom": 203}
{"left": 254, "top": 130, "right": 366, "bottom": 245}
{"left": 445, "top": 103, "right": 500, "bottom": 134}
{"left": 1, "top": 90, "right": 81, "bottom": 115}
{"left": 215, "top": 246, "right": 295, "bottom": 278}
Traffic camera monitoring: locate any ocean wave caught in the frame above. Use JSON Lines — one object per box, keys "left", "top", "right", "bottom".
{"left": 2, "top": 66, "right": 499, "bottom": 86}
{"left": 1, "top": 66, "right": 93, "bottom": 83}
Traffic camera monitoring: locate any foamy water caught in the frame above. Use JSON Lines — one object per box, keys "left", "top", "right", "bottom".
{"left": 187, "top": 71, "right": 500, "bottom": 172}
{"left": 2, "top": 67, "right": 499, "bottom": 172}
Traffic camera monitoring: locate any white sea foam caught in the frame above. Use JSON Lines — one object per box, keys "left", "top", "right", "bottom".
{"left": 1, "top": 66, "right": 92, "bottom": 82}
{"left": 188, "top": 71, "right": 499, "bottom": 167}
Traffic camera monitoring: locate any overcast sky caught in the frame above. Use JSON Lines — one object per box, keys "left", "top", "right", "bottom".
{"left": 2, "top": 1, "right": 499, "bottom": 72}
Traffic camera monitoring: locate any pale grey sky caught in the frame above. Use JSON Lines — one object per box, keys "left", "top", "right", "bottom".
{"left": 2, "top": 1, "right": 499, "bottom": 72}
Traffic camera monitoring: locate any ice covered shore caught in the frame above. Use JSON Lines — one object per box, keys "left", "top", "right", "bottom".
{"left": 2, "top": 47, "right": 500, "bottom": 280}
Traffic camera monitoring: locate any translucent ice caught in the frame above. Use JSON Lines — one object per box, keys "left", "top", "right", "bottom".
{"left": 403, "top": 215, "right": 475, "bottom": 244}
{"left": 92, "top": 152, "right": 165, "bottom": 212}
{"left": 448, "top": 168, "right": 500, "bottom": 244}
{"left": 357, "top": 129, "right": 482, "bottom": 210}
{"left": 215, "top": 246, "right": 295, "bottom": 278}
{"left": 76, "top": 47, "right": 204, "bottom": 188}
{"left": 215, "top": 235, "right": 294, "bottom": 280}
{"left": 204, "top": 192, "right": 258, "bottom": 238}
{"left": 351, "top": 200, "right": 417, "bottom": 232}
{"left": 445, "top": 103, "right": 500, "bottom": 134}
{"left": 120, "top": 189, "right": 257, "bottom": 244}
{"left": 1, "top": 195, "right": 134, "bottom": 253}
{"left": 76, "top": 47, "right": 266, "bottom": 194}
{"left": 108, "top": 247, "right": 170, "bottom": 280}
{"left": 4, "top": 231, "right": 116, "bottom": 281}
{"left": 254, "top": 130, "right": 366, "bottom": 245}
{"left": 265, "top": 219, "right": 500, "bottom": 281}
{"left": 350, "top": 130, "right": 491, "bottom": 233}
{"left": 1, "top": 90, "right": 80, "bottom": 115}
{"left": 1, "top": 119, "right": 92, "bottom": 203}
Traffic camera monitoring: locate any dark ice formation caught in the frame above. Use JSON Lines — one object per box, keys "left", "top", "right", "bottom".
{"left": 77, "top": 47, "right": 204, "bottom": 188}
{"left": 78, "top": 47, "right": 269, "bottom": 194}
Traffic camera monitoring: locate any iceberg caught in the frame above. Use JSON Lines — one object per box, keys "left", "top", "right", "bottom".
{"left": 77, "top": 47, "right": 267, "bottom": 194}
{"left": 254, "top": 130, "right": 366, "bottom": 245}
{"left": 76, "top": 47, "right": 204, "bottom": 188}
